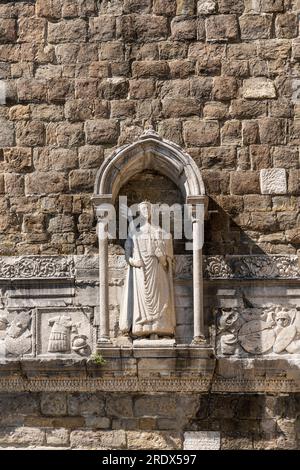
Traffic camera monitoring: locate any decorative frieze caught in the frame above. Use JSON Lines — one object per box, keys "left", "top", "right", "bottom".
{"left": 0, "top": 256, "right": 75, "bottom": 280}
{"left": 204, "top": 255, "right": 300, "bottom": 280}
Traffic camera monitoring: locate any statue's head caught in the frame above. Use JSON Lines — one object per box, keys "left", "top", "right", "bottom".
{"left": 139, "top": 201, "right": 152, "bottom": 222}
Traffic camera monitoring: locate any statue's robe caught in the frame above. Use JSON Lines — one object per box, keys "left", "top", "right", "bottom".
{"left": 120, "top": 223, "right": 176, "bottom": 337}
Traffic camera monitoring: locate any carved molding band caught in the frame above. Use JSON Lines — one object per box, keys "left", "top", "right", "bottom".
{"left": 204, "top": 255, "right": 300, "bottom": 280}
{"left": 0, "top": 256, "right": 75, "bottom": 279}
{"left": 0, "top": 255, "right": 298, "bottom": 281}
{"left": 0, "top": 377, "right": 297, "bottom": 393}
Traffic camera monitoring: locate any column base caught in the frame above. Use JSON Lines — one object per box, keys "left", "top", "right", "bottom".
{"left": 192, "top": 336, "right": 209, "bottom": 347}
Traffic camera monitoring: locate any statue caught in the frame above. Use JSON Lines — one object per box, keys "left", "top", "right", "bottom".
{"left": 119, "top": 201, "right": 176, "bottom": 341}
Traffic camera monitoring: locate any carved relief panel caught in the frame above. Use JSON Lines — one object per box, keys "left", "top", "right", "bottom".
{"left": 0, "top": 309, "right": 34, "bottom": 358}
{"left": 216, "top": 305, "right": 300, "bottom": 356}
{"left": 36, "top": 307, "right": 94, "bottom": 357}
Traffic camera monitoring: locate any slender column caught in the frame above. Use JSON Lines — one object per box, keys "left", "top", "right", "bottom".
{"left": 97, "top": 215, "right": 110, "bottom": 343}
{"left": 192, "top": 204, "right": 206, "bottom": 344}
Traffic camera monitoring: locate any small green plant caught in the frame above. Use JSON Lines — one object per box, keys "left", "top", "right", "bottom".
{"left": 90, "top": 352, "right": 107, "bottom": 366}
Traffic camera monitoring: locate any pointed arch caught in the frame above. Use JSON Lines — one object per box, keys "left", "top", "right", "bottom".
{"left": 93, "top": 130, "right": 205, "bottom": 203}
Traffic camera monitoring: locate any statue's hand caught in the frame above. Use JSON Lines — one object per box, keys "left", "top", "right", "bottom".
{"left": 158, "top": 255, "right": 168, "bottom": 269}
{"left": 129, "top": 257, "right": 144, "bottom": 268}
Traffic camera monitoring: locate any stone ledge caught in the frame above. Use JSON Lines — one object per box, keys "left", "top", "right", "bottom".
{"left": 0, "top": 353, "right": 299, "bottom": 393}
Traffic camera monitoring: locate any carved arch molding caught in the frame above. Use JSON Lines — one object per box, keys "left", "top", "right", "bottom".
{"left": 92, "top": 128, "right": 208, "bottom": 346}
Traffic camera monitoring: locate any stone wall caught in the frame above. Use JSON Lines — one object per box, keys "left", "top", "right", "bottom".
{"left": 0, "top": 0, "right": 298, "bottom": 257}
{"left": 0, "top": 391, "right": 298, "bottom": 450}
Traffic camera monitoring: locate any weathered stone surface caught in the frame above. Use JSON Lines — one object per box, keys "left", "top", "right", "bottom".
{"left": 231, "top": 172, "right": 260, "bottom": 195}
{"left": 3, "top": 147, "right": 32, "bottom": 173}
{"left": 183, "top": 120, "right": 219, "bottom": 146}
{"left": 25, "top": 172, "right": 68, "bottom": 195}
{"left": 48, "top": 19, "right": 87, "bottom": 43}
{"left": 239, "top": 14, "right": 272, "bottom": 40}
{"left": 127, "top": 431, "right": 182, "bottom": 450}
{"left": 0, "top": 119, "right": 14, "bottom": 146}
{"left": 243, "top": 78, "right": 276, "bottom": 99}
{"left": 260, "top": 169, "right": 287, "bottom": 195}
{"left": 206, "top": 15, "right": 239, "bottom": 42}
{"left": 89, "top": 16, "right": 116, "bottom": 41}
{"left": 16, "top": 121, "right": 45, "bottom": 146}
{"left": 41, "top": 393, "right": 67, "bottom": 416}
{"left": 70, "top": 430, "right": 126, "bottom": 449}
{"left": 85, "top": 120, "right": 119, "bottom": 144}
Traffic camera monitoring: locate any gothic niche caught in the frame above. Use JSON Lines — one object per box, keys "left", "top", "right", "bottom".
{"left": 92, "top": 128, "right": 208, "bottom": 348}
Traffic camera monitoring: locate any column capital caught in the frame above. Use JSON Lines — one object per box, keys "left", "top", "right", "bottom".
{"left": 186, "top": 195, "right": 209, "bottom": 219}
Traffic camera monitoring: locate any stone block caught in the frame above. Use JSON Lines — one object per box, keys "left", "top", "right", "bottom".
{"left": 183, "top": 120, "right": 219, "bottom": 146}
{"left": 48, "top": 215, "right": 75, "bottom": 233}
{"left": 250, "top": 145, "right": 271, "bottom": 170}
{"left": 288, "top": 170, "right": 300, "bottom": 195}
{"left": 212, "top": 76, "right": 237, "bottom": 101}
{"left": 129, "top": 79, "right": 155, "bottom": 99}
{"left": 132, "top": 61, "right": 169, "bottom": 78}
{"left": 0, "top": 19, "right": 16, "bottom": 43}
{"left": 123, "top": 0, "right": 152, "bottom": 14}
{"left": 153, "top": 0, "right": 176, "bottom": 15}
{"left": 16, "top": 121, "right": 45, "bottom": 147}
{"left": 260, "top": 168, "right": 287, "bottom": 194}
{"left": 134, "top": 396, "right": 177, "bottom": 418}
{"left": 25, "top": 172, "right": 68, "bottom": 195}
{"left": 127, "top": 431, "right": 182, "bottom": 450}
{"left": 0, "top": 427, "right": 45, "bottom": 446}
{"left": 46, "top": 429, "right": 70, "bottom": 446}
{"left": 221, "top": 120, "right": 242, "bottom": 145}
{"left": 206, "top": 15, "right": 239, "bottom": 42}
{"left": 218, "top": 0, "right": 244, "bottom": 14}
{"left": 68, "top": 393, "right": 105, "bottom": 416}
{"left": 162, "top": 97, "right": 200, "bottom": 118}
{"left": 36, "top": 0, "right": 62, "bottom": 19}
{"left": 107, "top": 397, "right": 134, "bottom": 418}
{"left": 171, "top": 17, "right": 197, "bottom": 41}
{"left": 0, "top": 119, "right": 14, "bottom": 146}
{"left": 243, "top": 78, "right": 276, "bottom": 99}
{"left": 41, "top": 393, "right": 67, "bottom": 416}
{"left": 65, "top": 100, "right": 93, "bottom": 122}
{"left": 18, "top": 17, "right": 46, "bottom": 43}
{"left": 259, "top": 118, "right": 286, "bottom": 145}
{"left": 47, "top": 122, "right": 84, "bottom": 147}
{"left": 78, "top": 146, "right": 104, "bottom": 169}
{"left": 70, "top": 430, "right": 126, "bottom": 449}
{"left": 261, "top": 0, "right": 284, "bottom": 12}
{"left": 85, "top": 120, "right": 119, "bottom": 145}
{"left": 48, "top": 19, "right": 87, "bottom": 43}
{"left": 275, "top": 13, "right": 298, "bottom": 39}
{"left": 89, "top": 16, "right": 116, "bottom": 41}
{"left": 197, "top": 0, "right": 216, "bottom": 14}
{"left": 69, "top": 169, "right": 96, "bottom": 191}
{"left": 4, "top": 173, "right": 24, "bottom": 196}
{"left": 176, "top": 0, "right": 195, "bottom": 15}
{"left": 239, "top": 14, "right": 272, "bottom": 40}
{"left": 33, "top": 148, "right": 78, "bottom": 172}
{"left": 231, "top": 171, "right": 260, "bottom": 195}
{"left": 17, "top": 79, "right": 48, "bottom": 102}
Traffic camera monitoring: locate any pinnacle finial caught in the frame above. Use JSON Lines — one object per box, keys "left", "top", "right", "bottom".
{"left": 140, "top": 124, "right": 161, "bottom": 140}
